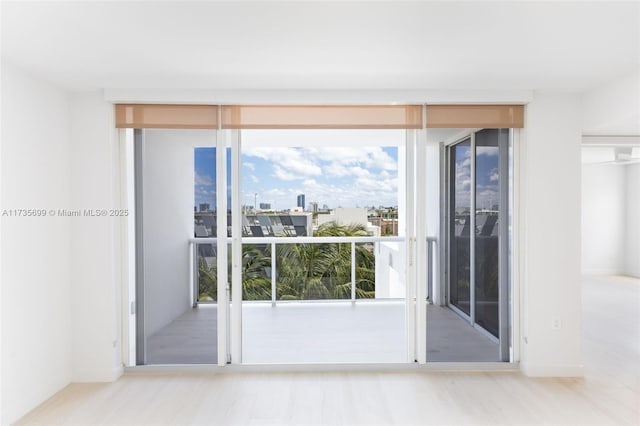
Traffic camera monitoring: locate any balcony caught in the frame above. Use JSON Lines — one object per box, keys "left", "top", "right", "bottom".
{"left": 144, "top": 236, "right": 499, "bottom": 365}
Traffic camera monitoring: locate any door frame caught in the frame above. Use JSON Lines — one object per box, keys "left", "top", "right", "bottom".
{"left": 442, "top": 129, "right": 512, "bottom": 361}
{"left": 227, "top": 128, "right": 418, "bottom": 364}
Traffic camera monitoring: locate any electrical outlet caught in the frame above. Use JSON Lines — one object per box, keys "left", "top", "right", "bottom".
{"left": 552, "top": 319, "right": 561, "bottom": 330}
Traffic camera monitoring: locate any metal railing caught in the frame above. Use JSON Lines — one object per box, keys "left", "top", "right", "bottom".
{"left": 427, "top": 237, "right": 438, "bottom": 303}
{"left": 189, "top": 236, "right": 405, "bottom": 304}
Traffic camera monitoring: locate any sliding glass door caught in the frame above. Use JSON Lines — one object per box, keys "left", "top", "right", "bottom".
{"left": 238, "top": 129, "right": 409, "bottom": 364}
{"left": 428, "top": 128, "right": 511, "bottom": 362}
{"left": 124, "top": 105, "right": 520, "bottom": 367}
{"left": 449, "top": 138, "right": 472, "bottom": 317}
{"left": 474, "top": 129, "right": 505, "bottom": 338}
{"left": 135, "top": 129, "right": 219, "bottom": 365}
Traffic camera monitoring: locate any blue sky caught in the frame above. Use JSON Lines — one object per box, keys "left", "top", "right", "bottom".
{"left": 241, "top": 146, "right": 398, "bottom": 210}
{"left": 194, "top": 148, "right": 230, "bottom": 210}
{"left": 195, "top": 129, "right": 405, "bottom": 211}
{"left": 195, "top": 140, "right": 499, "bottom": 212}
{"left": 454, "top": 144, "right": 500, "bottom": 210}
{"left": 195, "top": 145, "right": 399, "bottom": 211}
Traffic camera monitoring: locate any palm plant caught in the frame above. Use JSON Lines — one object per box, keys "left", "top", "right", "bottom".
{"left": 197, "top": 255, "right": 217, "bottom": 301}
{"left": 276, "top": 222, "right": 376, "bottom": 300}
{"left": 241, "top": 246, "right": 272, "bottom": 300}
{"left": 197, "top": 222, "right": 377, "bottom": 302}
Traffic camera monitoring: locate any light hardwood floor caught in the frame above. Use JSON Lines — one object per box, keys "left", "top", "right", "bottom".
{"left": 15, "top": 276, "right": 640, "bottom": 425}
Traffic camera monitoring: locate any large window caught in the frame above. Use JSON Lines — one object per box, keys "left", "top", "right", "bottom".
{"left": 122, "top": 104, "right": 520, "bottom": 367}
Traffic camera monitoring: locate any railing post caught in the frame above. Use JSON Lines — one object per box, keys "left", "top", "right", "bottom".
{"left": 427, "top": 238, "right": 433, "bottom": 303}
{"left": 351, "top": 242, "right": 356, "bottom": 301}
{"left": 426, "top": 237, "right": 437, "bottom": 305}
{"left": 271, "top": 241, "right": 277, "bottom": 306}
{"left": 190, "top": 241, "right": 195, "bottom": 307}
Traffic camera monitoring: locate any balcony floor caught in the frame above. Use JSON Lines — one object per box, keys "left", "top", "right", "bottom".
{"left": 147, "top": 305, "right": 217, "bottom": 365}
{"left": 146, "top": 301, "right": 499, "bottom": 364}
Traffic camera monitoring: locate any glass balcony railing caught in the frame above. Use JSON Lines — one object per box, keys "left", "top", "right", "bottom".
{"left": 189, "top": 236, "right": 406, "bottom": 304}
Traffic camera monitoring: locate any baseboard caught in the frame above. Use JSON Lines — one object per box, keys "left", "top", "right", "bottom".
{"left": 125, "top": 362, "right": 519, "bottom": 375}
{"left": 581, "top": 269, "right": 624, "bottom": 276}
{"left": 521, "top": 362, "right": 584, "bottom": 377}
{"left": 112, "top": 364, "right": 124, "bottom": 380}
{"left": 72, "top": 365, "right": 124, "bottom": 383}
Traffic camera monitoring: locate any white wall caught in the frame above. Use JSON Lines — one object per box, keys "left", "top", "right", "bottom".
{"left": 1, "top": 62, "right": 72, "bottom": 424}
{"left": 142, "top": 130, "right": 212, "bottom": 337}
{"left": 582, "top": 67, "right": 640, "bottom": 135}
{"left": 625, "top": 164, "right": 640, "bottom": 277}
{"left": 521, "top": 93, "right": 583, "bottom": 377}
{"left": 581, "top": 164, "right": 626, "bottom": 275}
{"left": 425, "top": 141, "right": 441, "bottom": 304}
{"left": 581, "top": 68, "right": 640, "bottom": 278}
{"left": 375, "top": 242, "right": 405, "bottom": 299}
{"left": 68, "top": 92, "right": 122, "bottom": 382}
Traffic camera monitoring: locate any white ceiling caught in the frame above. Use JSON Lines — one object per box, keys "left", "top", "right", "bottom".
{"left": 1, "top": 1, "right": 639, "bottom": 92}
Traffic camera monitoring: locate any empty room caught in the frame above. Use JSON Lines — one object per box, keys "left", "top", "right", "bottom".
{"left": 1, "top": 1, "right": 639, "bottom": 425}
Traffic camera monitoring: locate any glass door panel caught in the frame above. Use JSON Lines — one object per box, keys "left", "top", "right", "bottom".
{"left": 238, "top": 129, "right": 408, "bottom": 364}
{"left": 428, "top": 128, "right": 511, "bottom": 363}
{"left": 137, "top": 129, "right": 218, "bottom": 365}
{"left": 449, "top": 138, "right": 472, "bottom": 316}
{"left": 474, "top": 129, "right": 505, "bottom": 337}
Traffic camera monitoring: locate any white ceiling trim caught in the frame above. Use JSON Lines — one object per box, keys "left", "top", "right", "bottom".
{"left": 103, "top": 89, "right": 534, "bottom": 105}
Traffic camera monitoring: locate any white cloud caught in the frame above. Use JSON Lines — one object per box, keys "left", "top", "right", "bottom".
{"left": 273, "top": 166, "right": 299, "bottom": 181}
{"left": 477, "top": 147, "right": 499, "bottom": 157}
{"left": 243, "top": 146, "right": 322, "bottom": 179}
{"left": 243, "top": 162, "right": 255, "bottom": 171}
{"left": 243, "top": 145, "right": 399, "bottom": 209}
{"left": 195, "top": 171, "right": 214, "bottom": 186}
{"left": 323, "top": 163, "right": 372, "bottom": 178}
{"left": 250, "top": 175, "right": 259, "bottom": 183}
{"left": 308, "top": 146, "right": 398, "bottom": 173}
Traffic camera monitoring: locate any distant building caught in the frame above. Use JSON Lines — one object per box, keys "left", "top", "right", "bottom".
{"left": 316, "top": 207, "right": 380, "bottom": 236}
{"left": 194, "top": 211, "right": 313, "bottom": 238}
{"left": 297, "top": 194, "right": 305, "bottom": 209}
{"left": 199, "top": 203, "right": 211, "bottom": 212}
{"left": 309, "top": 201, "right": 318, "bottom": 213}
{"left": 242, "top": 211, "right": 313, "bottom": 237}
{"left": 259, "top": 202, "right": 271, "bottom": 210}
{"left": 368, "top": 207, "right": 399, "bottom": 236}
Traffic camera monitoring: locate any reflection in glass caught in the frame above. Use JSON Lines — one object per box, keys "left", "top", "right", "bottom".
{"left": 474, "top": 129, "right": 503, "bottom": 337}
{"left": 450, "top": 139, "right": 471, "bottom": 315}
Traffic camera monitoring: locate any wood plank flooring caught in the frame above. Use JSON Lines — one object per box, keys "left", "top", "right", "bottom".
{"left": 146, "top": 301, "right": 498, "bottom": 365}
{"left": 15, "top": 275, "right": 640, "bottom": 425}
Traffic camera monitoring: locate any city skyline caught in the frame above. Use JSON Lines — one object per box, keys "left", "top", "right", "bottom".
{"left": 195, "top": 145, "right": 399, "bottom": 211}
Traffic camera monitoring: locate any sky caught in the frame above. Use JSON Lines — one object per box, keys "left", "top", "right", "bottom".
{"left": 453, "top": 141, "right": 500, "bottom": 211}
{"left": 195, "top": 130, "right": 402, "bottom": 211}
{"left": 195, "top": 128, "right": 501, "bottom": 213}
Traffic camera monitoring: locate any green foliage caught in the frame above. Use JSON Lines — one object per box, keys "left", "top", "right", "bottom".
{"left": 197, "top": 255, "right": 217, "bottom": 301}
{"left": 197, "top": 222, "right": 377, "bottom": 302}
{"left": 241, "top": 246, "right": 272, "bottom": 300}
